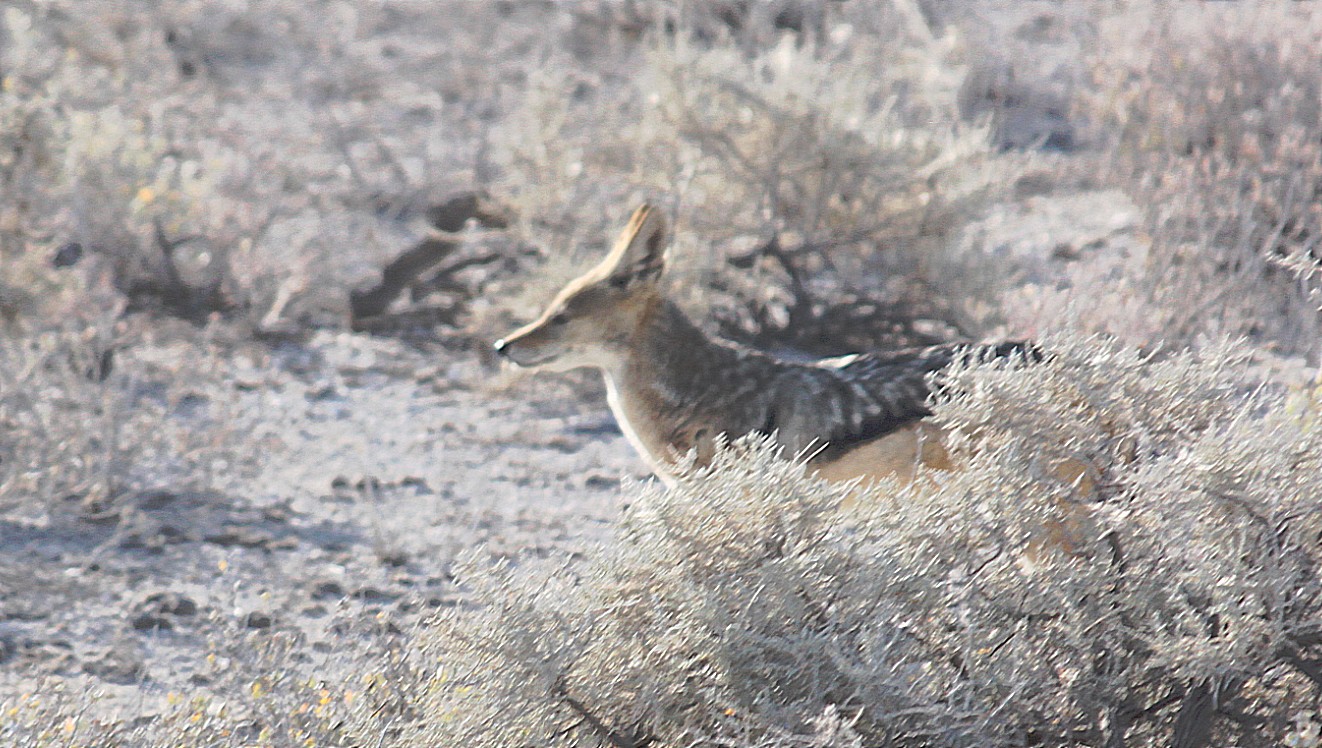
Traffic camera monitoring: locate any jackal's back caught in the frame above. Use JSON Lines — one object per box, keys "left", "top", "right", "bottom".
{"left": 769, "top": 341, "right": 1036, "bottom": 460}
{"left": 608, "top": 297, "right": 1034, "bottom": 473}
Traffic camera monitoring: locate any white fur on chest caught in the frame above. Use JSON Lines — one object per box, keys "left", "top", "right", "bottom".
{"left": 603, "top": 372, "right": 678, "bottom": 486}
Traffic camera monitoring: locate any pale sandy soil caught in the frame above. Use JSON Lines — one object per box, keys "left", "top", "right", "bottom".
{"left": 0, "top": 326, "right": 646, "bottom": 714}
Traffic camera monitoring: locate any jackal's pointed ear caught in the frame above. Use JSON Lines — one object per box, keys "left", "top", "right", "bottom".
{"left": 598, "top": 204, "right": 667, "bottom": 287}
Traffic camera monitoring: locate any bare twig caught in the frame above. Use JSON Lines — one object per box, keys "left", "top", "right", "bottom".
{"left": 558, "top": 688, "right": 653, "bottom": 748}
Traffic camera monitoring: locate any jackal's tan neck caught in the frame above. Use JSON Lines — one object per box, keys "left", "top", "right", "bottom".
{"left": 618, "top": 298, "right": 751, "bottom": 395}
{"left": 603, "top": 298, "right": 773, "bottom": 479}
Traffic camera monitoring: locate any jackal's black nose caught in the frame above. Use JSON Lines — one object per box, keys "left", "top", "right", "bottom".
{"left": 493, "top": 338, "right": 509, "bottom": 357}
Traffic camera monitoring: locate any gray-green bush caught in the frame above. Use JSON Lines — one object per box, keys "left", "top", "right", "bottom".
{"left": 483, "top": 2, "right": 1013, "bottom": 352}
{"left": 377, "top": 334, "right": 1322, "bottom": 746}
{"left": 1065, "top": 2, "right": 1322, "bottom": 357}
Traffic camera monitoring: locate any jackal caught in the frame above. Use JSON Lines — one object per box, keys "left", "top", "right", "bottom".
{"left": 494, "top": 205, "right": 1035, "bottom": 487}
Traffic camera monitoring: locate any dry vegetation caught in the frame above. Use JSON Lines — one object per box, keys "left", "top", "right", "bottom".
{"left": 388, "top": 336, "right": 1322, "bottom": 747}
{"left": 2, "top": 1, "right": 1321, "bottom": 746}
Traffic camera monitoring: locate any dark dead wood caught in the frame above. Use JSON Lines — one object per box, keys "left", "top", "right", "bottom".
{"left": 558, "top": 690, "right": 653, "bottom": 748}
{"left": 349, "top": 305, "right": 466, "bottom": 336}
{"left": 412, "top": 252, "right": 503, "bottom": 300}
{"left": 125, "top": 218, "right": 232, "bottom": 323}
{"left": 1288, "top": 623, "right": 1322, "bottom": 648}
{"left": 1278, "top": 644, "right": 1322, "bottom": 688}
{"left": 350, "top": 192, "right": 512, "bottom": 323}
{"left": 1104, "top": 697, "right": 1145, "bottom": 748}
{"left": 1171, "top": 678, "right": 1242, "bottom": 748}
{"left": 722, "top": 233, "right": 961, "bottom": 354}
{"left": 425, "top": 191, "right": 510, "bottom": 232}
{"left": 1169, "top": 680, "right": 1215, "bottom": 748}
{"left": 351, "top": 235, "right": 462, "bottom": 320}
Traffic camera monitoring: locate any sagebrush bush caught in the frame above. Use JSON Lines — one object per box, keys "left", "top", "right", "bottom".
{"left": 0, "top": 321, "right": 255, "bottom": 521}
{"left": 375, "top": 334, "right": 1322, "bottom": 747}
{"left": 0, "top": 619, "right": 395, "bottom": 747}
{"left": 0, "top": 0, "right": 476, "bottom": 331}
{"left": 486, "top": 3, "right": 1015, "bottom": 350}
{"left": 1062, "top": 2, "right": 1322, "bottom": 357}
{"left": 0, "top": 2, "right": 242, "bottom": 322}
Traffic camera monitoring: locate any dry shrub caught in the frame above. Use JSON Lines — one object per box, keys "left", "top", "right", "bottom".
{"left": 929, "top": 336, "right": 1322, "bottom": 742}
{"left": 0, "top": 321, "right": 254, "bottom": 521}
{"left": 0, "top": 327, "right": 122, "bottom": 518}
{"left": 7, "top": 3, "right": 1322, "bottom": 746}
{"left": 0, "top": 0, "right": 478, "bottom": 332}
{"left": 1064, "top": 3, "right": 1322, "bottom": 357}
{"left": 487, "top": 3, "right": 1014, "bottom": 350}
{"left": 0, "top": 3, "right": 249, "bottom": 323}
{"left": 0, "top": 618, "right": 406, "bottom": 748}
{"left": 374, "top": 334, "right": 1322, "bottom": 747}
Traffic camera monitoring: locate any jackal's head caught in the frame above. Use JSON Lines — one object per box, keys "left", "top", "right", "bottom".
{"left": 494, "top": 205, "right": 668, "bottom": 372}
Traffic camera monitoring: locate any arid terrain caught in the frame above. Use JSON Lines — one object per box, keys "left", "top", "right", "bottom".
{"left": 2, "top": 2, "right": 1321, "bottom": 746}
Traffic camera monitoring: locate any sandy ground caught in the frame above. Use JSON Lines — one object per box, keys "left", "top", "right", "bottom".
{"left": 0, "top": 327, "right": 645, "bottom": 714}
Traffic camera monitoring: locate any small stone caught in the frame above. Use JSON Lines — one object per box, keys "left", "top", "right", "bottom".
{"left": 244, "top": 611, "right": 273, "bottom": 629}
{"left": 131, "top": 592, "right": 199, "bottom": 632}
{"left": 311, "top": 580, "right": 345, "bottom": 599}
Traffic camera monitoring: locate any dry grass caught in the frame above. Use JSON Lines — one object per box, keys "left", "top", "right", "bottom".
{"left": 0, "top": 322, "right": 254, "bottom": 523}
